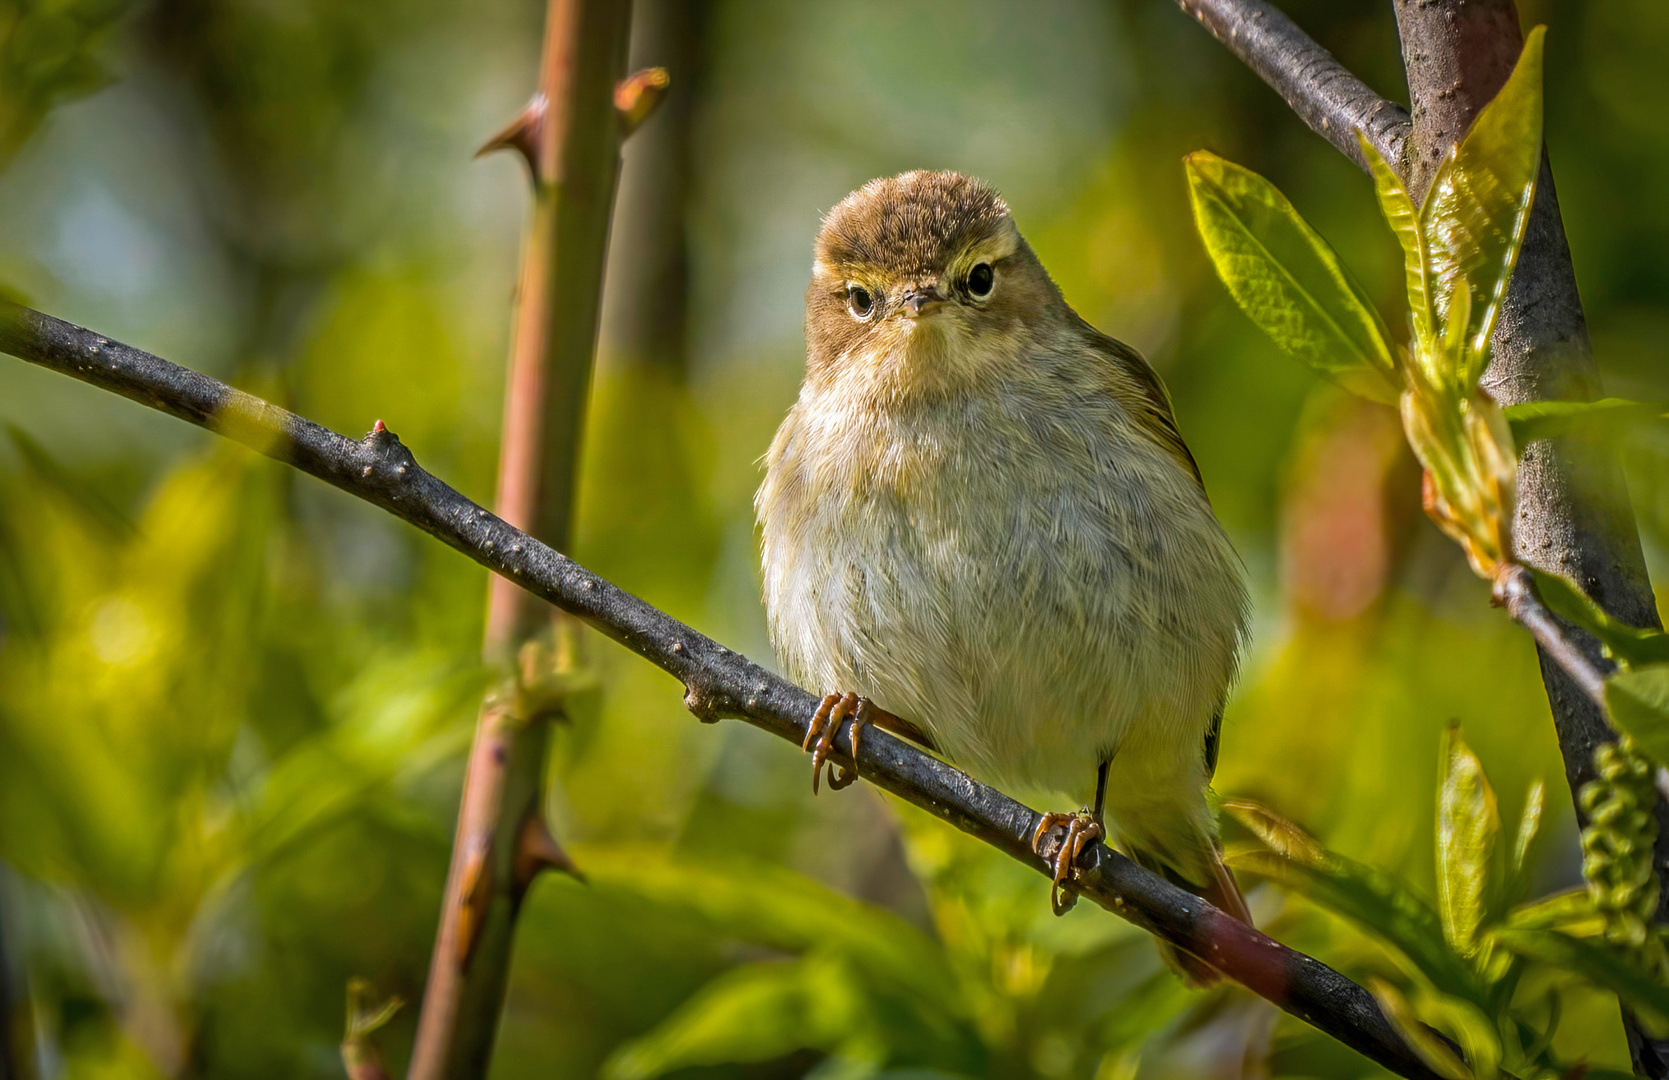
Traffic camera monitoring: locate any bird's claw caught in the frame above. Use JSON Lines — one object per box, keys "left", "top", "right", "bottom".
{"left": 1031, "top": 811, "right": 1104, "bottom": 915}
{"left": 803, "top": 692, "right": 874, "bottom": 794}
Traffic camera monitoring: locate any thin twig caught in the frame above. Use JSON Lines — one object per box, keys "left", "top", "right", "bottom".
{"left": 1493, "top": 564, "right": 1608, "bottom": 710}
{"left": 1172, "top": 0, "right": 1410, "bottom": 172}
{"left": 0, "top": 301, "right": 1448, "bottom": 1080}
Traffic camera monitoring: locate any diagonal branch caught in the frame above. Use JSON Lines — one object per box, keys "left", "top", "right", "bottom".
{"left": 0, "top": 302, "right": 1452, "bottom": 1080}
{"left": 1173, "top": 0, "right": 1410, "bottom": 171}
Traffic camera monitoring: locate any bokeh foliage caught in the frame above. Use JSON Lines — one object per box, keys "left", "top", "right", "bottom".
{"left": 1, "top": 1, "right": 1668, "bottom": 1077}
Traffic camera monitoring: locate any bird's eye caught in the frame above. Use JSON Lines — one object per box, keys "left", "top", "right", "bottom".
{"left": 967, "top": 263, "right": 994, "bottom": 297}
{"left": 847, "top": 285, "right": 874, "bottom": 319}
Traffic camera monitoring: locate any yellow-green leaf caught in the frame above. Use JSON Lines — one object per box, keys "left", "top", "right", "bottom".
{"left": 1367, "top": 981, "right": 1474, "bottom": 1080}
{"left": 1529, "top": 568, "right": 1669, "bottom": 669}
{"left": 1227, "top": 800, "right": 1480, "bottom": 999}
{"left": 1437, "top": 724, "right": 1500, "bottom": 957}
{"left": 1606, "top": 665, "right": 1669, "bottom": 766}
{"left": 1506, "top": 779, "right": 1545, "bottom": 908}
{"left": 1360, "top": 131, "right": 1431, "bottom": 345}
{"left": 1491, "top": 928, "right": 1669, "bottom": 1036}
{"left": 1185, "top": 150, "right": 1399, "bottom": 403}
{"left": 1502, "top": 889, "right": 1602, "bottom": 937}
{"left": 1419, "top": 27, "right": 1546, "bottom": 389}
{"left": 1504, "top": 398, "right": 1667, "bottom": 445}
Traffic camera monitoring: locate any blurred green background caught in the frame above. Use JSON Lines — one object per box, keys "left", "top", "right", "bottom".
{"left": 0, "top": 0, "right": 1666, "bottom": 1076}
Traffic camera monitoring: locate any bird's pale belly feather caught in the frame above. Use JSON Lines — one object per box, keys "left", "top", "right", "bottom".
{"left": 759, "top": 377, "right": 1246, "bottom": 812}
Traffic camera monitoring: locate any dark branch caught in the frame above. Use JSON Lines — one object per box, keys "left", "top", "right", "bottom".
{"left": 0, "top": 302, "right": 1449, "bottom": 1080}
{"left": 1173, "top": 0, "right": 1410, "bottom": 172}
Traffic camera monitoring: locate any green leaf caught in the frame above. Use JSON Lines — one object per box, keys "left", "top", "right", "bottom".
{"left": 1225, "top": 802, "right": 1481, "bottom": 998}
{"left": 1359, "top": 131, "right": 1431, "bottom": 345}
{"left": 1437, "top": 724, "right": 1501, "bottom": 957}
{"left": 1606, "top": 665, "right": 1669, "bottom": 766}
{"left": 1504, "top": 398, "right": 1668, "bottom": 445}
{"left": 1367, "top": 980, "right": 1474, "bottom": 1080}
{"left": 1491, "top": 928, "right": 1669, "bottom": 1036}
{"left": 600, "top": 954, "right": 876, "bottom": 1080}
{"left": 1503, "top": 889, "right": 1601, "bottom": 937}
{"left": 583, "top": 854, "right": 966, "bottom": 1018}
{"left": 1506, "top": 779, "right": 1545, "bottom": 908}
{"left": 1528, "top": 568, "right": 1669, "bottom": 669}
{"left": 1185, "top": 150, "right": 1399, "bottom": 403}
{"left": 1419, "top": 27, "right": 1546, "bottom": 389}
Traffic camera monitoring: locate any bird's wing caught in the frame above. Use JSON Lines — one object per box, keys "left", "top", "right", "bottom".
{"left": 1079, "top": 320, "right": 1205, "bottom": 490}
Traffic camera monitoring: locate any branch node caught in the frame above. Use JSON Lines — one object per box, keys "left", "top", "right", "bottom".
{"left": 683, "top": 683, "right": 724, "bottom": 723}
{"left": 477, "top": 93, "right": 549, "bottom": 182}
{"left": 615, "top": 67, "right": 670, "bottom": 137}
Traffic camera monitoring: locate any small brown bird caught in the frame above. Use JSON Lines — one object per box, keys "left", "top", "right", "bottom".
{"left": 756, "top": 170, "right": 1252, "bottom": 980}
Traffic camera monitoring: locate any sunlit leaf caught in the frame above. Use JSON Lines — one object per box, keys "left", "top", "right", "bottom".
{"left": 1410, "top": 985, "right": 1503, "bottom": 1080}
{"left": 1505, "top": 398, "right": 1667, "bottom": 446}
{"left": 1185, "top": 150, "right": 1398, "bottom": 403}
{"left": 1506, "top": 779, "right": 1545, "bottom": 908}
{"left": 1227, "top": 803, "right": 1479, "bottom": 999}
{"left": 1606, "top": 665, "right": 1669, "bottom": 766}
{"left": 1419, "top": 27, "right": 1546, "bottom": 389}
{"left": 1222, "top": 798, "right": 1328, "bottom": 864}
{"left": 1359, "top": 132, "right": 1430, "bottom": 345}
{"left": 1437, "top": 724, "right": 1501, "bottom": 957}
{"left": 600, "top": 953, "right": 875, "bottom": 1080}
{"left": 1502, "top": 890, "right": 1602, "bottom": 937}
{"left": 1529, "top": 568, "right": 1669, "bottom": 669}
{"left": 1491, "top": 928, "right": 1669, "bottom": 1036}
{"left": 1368, "top": 980, "right": 1474, "bottom": 1080}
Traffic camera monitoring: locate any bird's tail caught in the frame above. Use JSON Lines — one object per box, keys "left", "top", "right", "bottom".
{"left": 1125, "top": 827, "right": 1252, "bottom": 987}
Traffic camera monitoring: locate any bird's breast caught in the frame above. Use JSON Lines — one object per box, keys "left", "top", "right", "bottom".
{"left": 757, "top": 375, "right": 1246, "bottom": 796}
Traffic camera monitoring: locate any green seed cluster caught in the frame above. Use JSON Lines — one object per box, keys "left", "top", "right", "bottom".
{"left": 1581, "top": 737, "right": 1669, "bottom": 980}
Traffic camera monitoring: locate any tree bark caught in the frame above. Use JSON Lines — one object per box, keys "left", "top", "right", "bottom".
{"left": 1175, "top": 0, "right": 1667, "bottom": 1071}
{"left": 1391, "top": 3, "right": 1666, "bottom": 1071}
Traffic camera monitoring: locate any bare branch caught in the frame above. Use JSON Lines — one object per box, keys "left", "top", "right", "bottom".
{"left": 0, "top": 301, "right": 1451, "bottom": 1080}
{"left": 1173, "top": 0, "right": 1410, "bottom": 171}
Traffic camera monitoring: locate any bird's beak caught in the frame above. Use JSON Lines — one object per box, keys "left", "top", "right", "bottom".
{"left": 899, "top": 286, "right": 946, "bottom": 318}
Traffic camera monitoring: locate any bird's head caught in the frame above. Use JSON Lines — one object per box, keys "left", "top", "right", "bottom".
{"left": 804, "top": 170, "right": 1063, "bottom": 398}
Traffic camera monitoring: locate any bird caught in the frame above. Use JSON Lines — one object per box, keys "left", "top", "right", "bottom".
{"left": 755, "top": 170, "right": 1252, "bottom": 981}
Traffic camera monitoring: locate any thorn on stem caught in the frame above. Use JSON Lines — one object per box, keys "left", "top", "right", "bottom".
{"left": 514, "top": 811, "right": 583, "bottom": 894}
{"left": 478, "top": 93, "right": 549, "bottom": 181}
{"left": 615, "top": 67, "right": 670, "bottom": 136}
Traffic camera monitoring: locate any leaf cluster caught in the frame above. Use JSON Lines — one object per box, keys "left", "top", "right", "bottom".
{"left": 1229, "top": 727, "right": 1659, "bottom": 1080}
{"left": 1188, "top": 30, "right": 1549, "bottom": 579}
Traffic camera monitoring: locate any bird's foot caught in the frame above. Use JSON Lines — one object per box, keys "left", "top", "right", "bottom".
{"left": 802, "top": 692, "right": 877, "bottom": 794}
{"left": 1031, "top": 811, "right": 1104, "bottom": 915}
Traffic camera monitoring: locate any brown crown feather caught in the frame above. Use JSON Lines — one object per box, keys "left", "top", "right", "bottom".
{"left": 816, "top": 170, "right": 1012, "bottom": 279}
